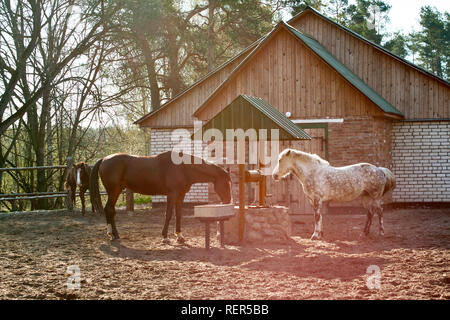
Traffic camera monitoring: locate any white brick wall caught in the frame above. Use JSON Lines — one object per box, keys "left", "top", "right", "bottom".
{"left": 150, "top": 128, "right": 209, "bottom": 203}
{"left": 391, "top": 121, "right": 450, "bottom": 202}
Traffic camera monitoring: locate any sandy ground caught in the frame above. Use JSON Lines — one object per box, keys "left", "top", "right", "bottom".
{"left": 0, "top": 206, "right": 449, "bottom": 300}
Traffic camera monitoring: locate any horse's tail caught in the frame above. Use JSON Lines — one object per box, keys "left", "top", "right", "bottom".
{"left": 380, "top": 167, "right": 396, "bottom": 196}
{"left": 85, "top": 165, "right": 92, "bottom": 189}
{"left": 89, "top": 159, "right": 104, "bottom": 215}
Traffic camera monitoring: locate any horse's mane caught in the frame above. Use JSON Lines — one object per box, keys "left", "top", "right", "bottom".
{"left": 187, "top": 153, "right": 231, "bottom": 182}
{"left": 204, "top": 160, "right": 231, "bottom": 182}
{"left": 284, "top": 148, "right": 329, "bottom": 166}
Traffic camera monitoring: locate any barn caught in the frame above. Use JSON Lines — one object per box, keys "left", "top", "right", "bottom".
{"left": 135, "top": 6, "right": 450, "bottom": 211}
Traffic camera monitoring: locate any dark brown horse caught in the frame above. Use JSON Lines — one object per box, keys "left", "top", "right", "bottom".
{"left": 89, "top": 151, "right": 232, "bottom": 243}
{"left": 64, "top": 161, "right": 92, "bottom": 216}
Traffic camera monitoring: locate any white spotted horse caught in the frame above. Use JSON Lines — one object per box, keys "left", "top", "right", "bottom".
{"left": 272, "top": 148, "right": 396, "bottom": 240}
{"left": 89, "top": 151, "right": 232, "bottom": 244}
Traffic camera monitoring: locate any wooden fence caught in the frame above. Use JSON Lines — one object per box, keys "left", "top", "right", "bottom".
{"left": 0, "top": 157, "right": 133, "bottom": 213}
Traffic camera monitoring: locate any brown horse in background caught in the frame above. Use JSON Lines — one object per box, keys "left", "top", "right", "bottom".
{"left": 65, "top": 161, "right": 92, "bottom": 216}
{"left": 89, "top": 151, "right": 232, "bottom": 243}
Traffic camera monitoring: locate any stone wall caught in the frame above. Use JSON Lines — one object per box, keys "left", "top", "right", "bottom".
{"left": 223, "top": 206, "right": 292, "bottom": 244}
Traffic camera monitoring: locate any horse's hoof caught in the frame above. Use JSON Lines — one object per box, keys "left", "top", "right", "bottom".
{"left": 162, "top": 237, "right": 171, "bottom": 245}
{"left": 175, "top": 232, "right": 185, "bottom": 244}
{"left": 310, "top": 233, "right": 321, "bottom": 240}
{"left": 107, "top": 233, "right": 120, "bottom": 241}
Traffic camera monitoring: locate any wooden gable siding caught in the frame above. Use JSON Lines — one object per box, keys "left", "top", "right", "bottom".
{"left": 196, "top": 28, "right": 384, "bottom": 122}
{"left": 290, "top": 11, "right": 450, "bottom": 119}
{"left": 138, "top": 52, "right": 249, "bottom": 128}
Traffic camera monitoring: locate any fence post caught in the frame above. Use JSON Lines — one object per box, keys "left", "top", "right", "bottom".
{"left": 126, "top": 189, "right": 134, "bottom": 214}
{"left": 65, "top": 156, "right": 74, "bottom": 212}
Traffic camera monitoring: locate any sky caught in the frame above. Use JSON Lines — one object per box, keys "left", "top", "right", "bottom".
{"left": 279, "top": 0, "right": 449, "bottom": 34}
{"left": 385, "top": 0, "right": 450, "bottom": 33}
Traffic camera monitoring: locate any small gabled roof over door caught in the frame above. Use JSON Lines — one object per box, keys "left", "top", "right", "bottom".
{"left": 194, "top": 95, "right": 311, "bottom": 141}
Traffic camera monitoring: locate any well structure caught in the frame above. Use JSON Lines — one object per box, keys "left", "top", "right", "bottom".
{"left": 194, "top": 95, "right": 311, "bottom": 244}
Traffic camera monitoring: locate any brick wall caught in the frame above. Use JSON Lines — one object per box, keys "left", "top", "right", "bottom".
{"left": 328, "top": 116, "right": 392, "bottom": 169}
{"left": 391, "top": 121, "right": 450, "bottom": 202}
{"left": 149, "top": 119, "right": 450, "bottom": 206}
{"left": 150, "top": 128, "right": 209, "bottom": 203}
{"left": 328, "top": 116, "right": 393, "bottom": 206}
{"left": 210, "top": 116, "right": 397, "bottom": 209}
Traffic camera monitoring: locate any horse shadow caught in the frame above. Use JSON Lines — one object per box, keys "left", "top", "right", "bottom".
{"left": 242, "top": 252, "right": 387, "bottom": 281}
{"left": 97, "top": 208, "right": 449, "bottom": 281}
{"left": 99, "top": 237, "right": 306, "bottom": 267}
{"left": 291, "top": 209, "right": 450, "bottom": 254}
{"left": 98, "top": 237, "right": 385, "bottom": 281}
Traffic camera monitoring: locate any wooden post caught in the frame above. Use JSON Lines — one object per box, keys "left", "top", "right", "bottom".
{"left": 126, "top": 189, "right": 134, "bottom": 213}
{"left": 239, "top": 164, "right": 245, "bottom": 241}
{"left": 219, "top": 221, "right": 225, "bottom": 248}
{"left": 205, "top": 221, "right": 210, "bottom": 250}
{"left": 259, "top": 162, "right": 266, "bottom": 207}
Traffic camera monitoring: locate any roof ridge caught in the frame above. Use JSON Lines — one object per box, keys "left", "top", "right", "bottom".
{"left": 193, "top": 23, "right": 286, "bottom": 117}
{"left": 290, "top": 6, "right": 449, "bottom": 86}
{"left": 138, "top": 6, "right": 447, "bottom": 126}
{"left": 195, "top": 21, "right": 403, "bottom": 118}
{"left": 283, "top": 22, "right": 403, "bottom": 116}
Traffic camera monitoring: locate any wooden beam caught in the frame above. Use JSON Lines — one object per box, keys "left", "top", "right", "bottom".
{"left": 239, "top": 164, "right": 245, "bottom": 241}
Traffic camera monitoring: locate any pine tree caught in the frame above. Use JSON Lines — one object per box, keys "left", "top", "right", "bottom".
{"left": 345, "top": 0, "right": 391, "bottom": 45}
{"left": 383, "top": 32, "right": 408, "bottom": 58}
{"left": 409, "top": 6, "right": 449, "bottom": 79}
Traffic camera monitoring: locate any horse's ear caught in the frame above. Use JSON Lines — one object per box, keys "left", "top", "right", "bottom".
{"left": 286, "top": 150, "right": 291, "bottom": 156}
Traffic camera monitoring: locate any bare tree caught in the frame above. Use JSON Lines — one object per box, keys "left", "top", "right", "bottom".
{"left": 0, "top": 0, "right": 119, "bottom": 136}
{"left": 0, "top": 0, "right": 120, "bottom": 209}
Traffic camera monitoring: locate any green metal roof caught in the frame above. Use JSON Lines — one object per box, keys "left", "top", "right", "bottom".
{"left": 193, "top": 95, "right": 311, "bottom": 141}
{"left": 283, "top": 22, "right": 404, "bottom": 117}
{"left": 290, "top": 6, "right": 449, "bottom": 86}
{"left": 195, "top": 21, "right": 404, "bottom": 119}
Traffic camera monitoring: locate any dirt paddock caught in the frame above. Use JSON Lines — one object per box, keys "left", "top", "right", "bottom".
{"left": 0, "top": 206, "right": 449, "bottom": 300}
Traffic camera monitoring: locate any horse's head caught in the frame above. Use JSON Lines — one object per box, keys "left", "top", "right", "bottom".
{"left": 272, "top": 149, "right": 294, "bottom": 181}
{"left": 214, "top": 169, "right": 232, "bottom": 204}
{"left": 73, "top": 162, "right": 89, "bottom": 186}
{"left": 273, "top": 149, "right": 329, "bottom": 181}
